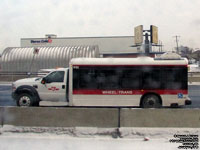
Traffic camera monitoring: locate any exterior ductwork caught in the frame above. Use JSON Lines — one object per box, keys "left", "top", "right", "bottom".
{"left": 0, "top": 45, "right": 99, "bottom": 72}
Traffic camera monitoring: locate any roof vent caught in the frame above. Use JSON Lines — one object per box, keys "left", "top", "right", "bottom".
{"left": 155, "top": 52, "right": 182, "bottom": 60}
{"left": 45, "top": 34, "right": 57, "bottom": 38}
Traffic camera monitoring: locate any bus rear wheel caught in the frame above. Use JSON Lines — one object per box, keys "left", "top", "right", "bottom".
{"left": 141, "top": 94, "right": 161, "bottom": 108}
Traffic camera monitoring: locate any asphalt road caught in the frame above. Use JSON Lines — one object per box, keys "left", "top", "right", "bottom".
{"left": 0, "top": 84, "right": 15, "bottom": 106}
{"left": 0, "top": 84, "right": 200, "bottom": 108}
{"left": 186, "top": 84, "right": 200, "bottom": 108}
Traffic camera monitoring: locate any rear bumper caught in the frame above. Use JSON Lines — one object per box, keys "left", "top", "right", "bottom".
{"left": 185, "top": 96, "right": 192, "bottom": 105}
{"left": 170, "top": 97, "right": 192, "bottom": 107}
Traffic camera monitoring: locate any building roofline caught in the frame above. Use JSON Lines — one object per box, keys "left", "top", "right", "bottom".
{"left": 21, "top": 35, "right": 134, "bottom": 40}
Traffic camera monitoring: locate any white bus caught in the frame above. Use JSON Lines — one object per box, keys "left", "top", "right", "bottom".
{"left": 12, "top": 56, "right": 191, "bottom": 108}
{"left": 70, "top": 57, "right": 191, "bottom": 108}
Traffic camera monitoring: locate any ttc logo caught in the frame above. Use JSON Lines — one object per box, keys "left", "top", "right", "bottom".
{"left": 48, "top": 39, "right": 52, "bottom": 43}
{"left": 48, "top": 87, "right": 59, "bottom": 91}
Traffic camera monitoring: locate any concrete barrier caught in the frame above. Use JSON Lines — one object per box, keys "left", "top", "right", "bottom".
{"left": 2, "top": 107, "right": 200, "bottom": 128}
{"left": 2, "top": 107, "right": 118, "bottom": 127}
{"left": 120, "top": 109, "right": 200, "bottom": 128}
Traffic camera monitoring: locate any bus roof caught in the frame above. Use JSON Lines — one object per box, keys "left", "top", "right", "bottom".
{"left": 70, "top": 57, "right": 188, "bottom": 66}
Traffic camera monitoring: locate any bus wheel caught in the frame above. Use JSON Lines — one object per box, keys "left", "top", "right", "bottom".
{"left": 33, "top": 101, "right": 40, "bottom": 107}
{"left": 17, "top": 93, "right": 34, "bottom": 107}
{"left": 141, "top": 94, "right": 161, "bottom": 108}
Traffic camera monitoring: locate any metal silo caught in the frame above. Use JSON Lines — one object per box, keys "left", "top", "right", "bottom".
{"left": 0, "top": 45, "right": 99, "bottom": 72}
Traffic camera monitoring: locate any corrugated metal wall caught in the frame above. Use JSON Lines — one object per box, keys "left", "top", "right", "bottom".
{"left": 0, "top": 46, "right": 99, "bottom": 72}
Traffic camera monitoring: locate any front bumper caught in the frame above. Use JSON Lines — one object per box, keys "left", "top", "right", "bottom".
{"left": 12, "top": 92, "right": 18, "bottom": 101}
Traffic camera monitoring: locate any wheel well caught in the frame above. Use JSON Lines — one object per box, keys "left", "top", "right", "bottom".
{"left": 16, "top": 89, "right": 33, "bottom": 97}
{"left": 140, "top": 92, "right": 162, "bottom": 107}
{"left": 15, "top": 87, "right": 40, "bottom": 102}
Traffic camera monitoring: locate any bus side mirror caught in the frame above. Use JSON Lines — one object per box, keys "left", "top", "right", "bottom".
{"left": 41, "top": 78, "right": 46, "bottom": 84}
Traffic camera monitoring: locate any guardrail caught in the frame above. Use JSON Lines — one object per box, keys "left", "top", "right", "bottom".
{"left": 0, "top": 71, "right": 49, "bottom": 76}
{"left": 188, "top": 72, "right": 200, "bottom": 82}
{"left": 0, "top": 71, "right": 49, "bottom": 82}
{"left": 188, "top": 72, "right": 200, "bottom": 77}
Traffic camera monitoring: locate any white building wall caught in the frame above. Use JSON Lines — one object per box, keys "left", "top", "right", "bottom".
{"left": 21, "top": 36, "right": 138, "bottom": 53}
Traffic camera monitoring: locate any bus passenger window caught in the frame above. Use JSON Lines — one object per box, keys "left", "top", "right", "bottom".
{"left": 98, "top": 69, "right": 120, "bottom": 90}
{"left": 121, "top": 69, "right": 141, "bottom": 89}
{"left": 142, "top": 68, "right": 161, "bottom": 89}
{"left": 163, "top": 67, "right": 186, "bottom": 90}
{"left": 79, "top": 68, "right": 98, "bottom": 89}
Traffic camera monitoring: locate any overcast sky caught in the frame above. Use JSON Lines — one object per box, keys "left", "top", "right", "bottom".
{"left": 0, "top": 0, "right": 200, "bottom": 54}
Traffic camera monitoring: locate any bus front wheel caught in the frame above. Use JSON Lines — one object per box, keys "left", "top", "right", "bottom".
{"left": 17, "top": 93, "right": 34, "bottom": 107}
{"left": 141, "top": 94, "right": 161, "bottom": 108}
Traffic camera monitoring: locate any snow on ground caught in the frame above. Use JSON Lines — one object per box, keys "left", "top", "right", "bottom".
{"left": 0, "top": 135, "right": 180, "bottom": 150}
{"left": 0, "top": 125, "right": 199, "bottom": 150}
{"left": 189, "top": 64, "right": 200, "bottom": 72}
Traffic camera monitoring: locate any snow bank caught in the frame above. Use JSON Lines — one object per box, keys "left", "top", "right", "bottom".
{"left": 1, "top": 125, "right": 200, "bottom": 139}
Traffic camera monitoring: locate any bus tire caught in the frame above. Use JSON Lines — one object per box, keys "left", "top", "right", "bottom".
{"left": 141, "top": 94, "right": 161, "bottom": 108}
{"left": 33, "top": 101, "right": 40, "bottom": 106}
{"left": 17, "top": 93, "right": 34, "bottom": 107}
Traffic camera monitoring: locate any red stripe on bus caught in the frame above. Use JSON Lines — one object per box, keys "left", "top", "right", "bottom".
{"left": 72, "top": 65, "right": 187, "bottom": 67}
{"left": 73, "top": 89, "right": 188, "bottom": 95}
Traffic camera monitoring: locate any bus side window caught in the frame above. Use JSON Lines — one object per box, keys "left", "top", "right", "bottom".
{"left": 162, "top": 67, "right": 185, "bottom": 90}
{"left": 98, "top": 69, "right": 120, "bottom": 90}
{"left": 73, "top": 69, "right": 79, "bottom": 89}
{"left": 182, "top": 67, "right": 188, "bottom": 89}
{"left": 79, "top": 68, "right": 98, "bottom": 89}
{"left": 142, "top": 68, "right": 161, "bottom": 89}
{"left": 121, "top": 69, "right": 141, "bottom": 89}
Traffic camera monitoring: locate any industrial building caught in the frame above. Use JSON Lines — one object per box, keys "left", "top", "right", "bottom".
{"left": 20, "top": 35, "right": 162, "bottom": 57}
{"left": 21, "top": 35, "right": 137, "bottom": 54}
{"left": 0, "top": 35, "right": 163, "bottom": 72}
{"left": 1, "top": 46, "right": 99, "bottom": 72}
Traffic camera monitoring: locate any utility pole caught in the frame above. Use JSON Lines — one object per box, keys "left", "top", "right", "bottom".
{"left": 158, "top": 40, "right": 163, "bottom": 52}
{"left": 173, "top": 35, "right": 180, "bottom": 54}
